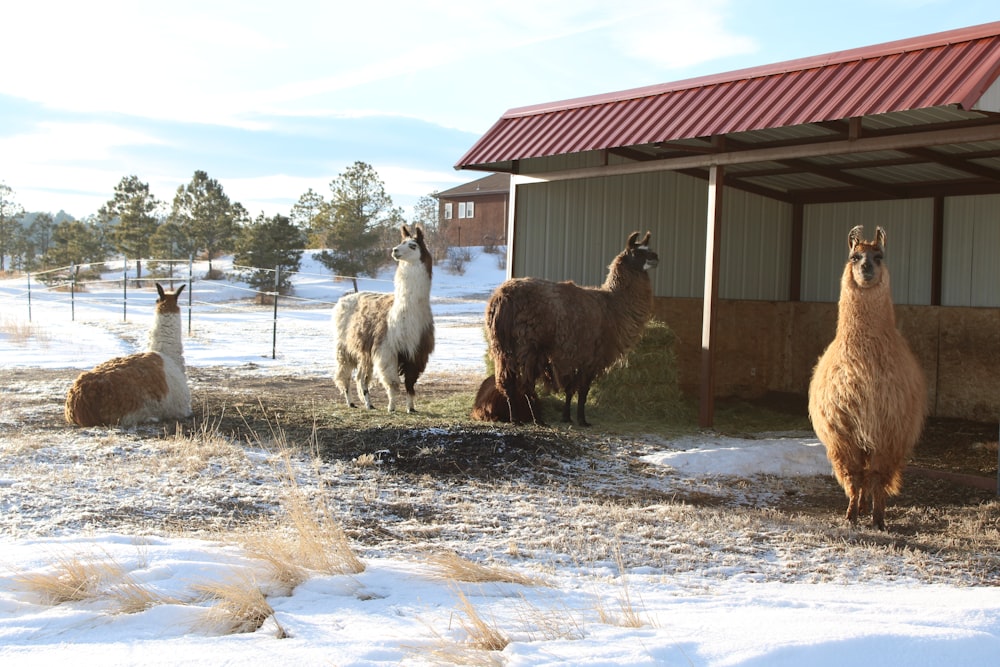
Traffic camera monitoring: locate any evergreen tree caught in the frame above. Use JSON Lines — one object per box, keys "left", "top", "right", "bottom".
{"left": 234, "top": 212, "right": 305, "bottom": 293}
{"left": 44, "top": 218, "right": 105, "bottom": 269}
{"left": 312, "top": 161, "right": 400, "bottom": 277}
{"left": 98, "top": 175, "right": 161, "bottom": 279}
{"left": 0, "top": 182, "right": 26, "bottom": 272}
{"left": 169, "top": 170, "right": 238, "bottom": 277}
{"left": 290, "top": 188, "right": 326, "bottom": 246}
{"left": 27, "top": 212, "right": 57, "bottom": 265}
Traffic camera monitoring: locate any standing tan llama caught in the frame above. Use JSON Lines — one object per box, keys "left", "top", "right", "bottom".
{"left": 808, "top": 225, "right": 927, "bottom": 531}
{"left": 65, "top": 283, "right": 192, "bottom": 428}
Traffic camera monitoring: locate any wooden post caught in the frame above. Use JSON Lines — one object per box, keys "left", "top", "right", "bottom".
{"left": 699, "top": 164, "right": 724, "bottom": 428}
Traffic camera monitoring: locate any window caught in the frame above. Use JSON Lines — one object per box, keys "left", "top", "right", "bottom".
{"left": 444, "top": 202, "right": 452, "bottom": 219}
{"left": 457, "top": 201, "right": 475, "bottom": 218}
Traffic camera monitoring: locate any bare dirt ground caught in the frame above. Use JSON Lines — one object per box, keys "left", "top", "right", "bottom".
{"left": 2, "top": 366, "right": 998, "bottom": 585}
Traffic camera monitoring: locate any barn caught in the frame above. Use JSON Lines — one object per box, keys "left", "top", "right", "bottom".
{"left": 455, "top": 21, "right": 1000, "bottom": 427}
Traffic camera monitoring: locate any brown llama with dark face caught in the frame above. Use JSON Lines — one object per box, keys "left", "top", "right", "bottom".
{"left": 808, "top": 225, "right": 927, "bottom": 530}
{"left": 478, "top": 231, "right": 658, "bottom": 426}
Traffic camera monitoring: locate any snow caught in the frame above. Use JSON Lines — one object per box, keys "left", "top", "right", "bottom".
{"left": 1, "top": 249, "right": 998, "bottom": 666}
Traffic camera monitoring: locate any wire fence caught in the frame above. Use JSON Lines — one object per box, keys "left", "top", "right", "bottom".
{"left": 0, "top": 257, "right": 394, "bottom": 360}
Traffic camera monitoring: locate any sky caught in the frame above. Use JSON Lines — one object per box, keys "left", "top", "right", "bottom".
{"left": 2, "top": 251, "right": 998, "bottom": 665}
{"left": 2, "top": 1, "right": 1000, "bottom": 220}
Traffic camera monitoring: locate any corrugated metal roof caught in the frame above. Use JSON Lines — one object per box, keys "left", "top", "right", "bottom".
{"left": 457, "top": 21, "right": 1000, "bottom": 170}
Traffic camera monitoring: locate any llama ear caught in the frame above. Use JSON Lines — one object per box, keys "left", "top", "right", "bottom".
{"left": 626, "top": 231, "right": 640, "bottom": 249}
{"left": 639, "top": 231, "right": 651, "bottom": 247}
{"left": 156, "top": 283, "right": 165, "bottom": 299}
{"left": 848, "top": 225, "right": 864, "bottom": 251}
{"left": 413, "top": 226, "right": 424, "bottom": 242}
{"left": 401, "top": 224, "right": 412, "bottom": 239}
{"left": 875, "top": 226, "right": 886, "bottom": 250}
{"left": 175, "top": 284, "right": 186, "bottom": 297}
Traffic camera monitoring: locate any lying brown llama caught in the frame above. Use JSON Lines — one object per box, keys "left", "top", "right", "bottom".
{"left": 479, "top": 231, "right": 658, "bottom": 426}
{"left": 470, "top": 374, "right": 540, "bottom": 423}
{"left": 808, "top": 225, "right": 927, "bottom": 531}
{"left": 65, "top": 283, "right": 192, "bottom": 427}
{"left": 332, "top": 224, "right": 434, "bottom": 413}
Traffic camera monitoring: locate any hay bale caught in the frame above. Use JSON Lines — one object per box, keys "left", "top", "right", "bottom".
{"left": 589, "top": 319, "right": 691, "bottom": 423}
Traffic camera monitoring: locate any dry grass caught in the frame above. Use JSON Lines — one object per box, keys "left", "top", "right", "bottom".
{"left": 0, "top": 317, "right": 50, "bottom": 346}
{"left": 235, "top": 416, "right": 365, "bottom": 589}
{"left": 13, "top": 551, "right": 180, "bottom": 613}
{"left": 426, "top": 550, "right": 548, "bottom": 587}
{"left": 193, "top": 572, "right": 286, "bottom": 637}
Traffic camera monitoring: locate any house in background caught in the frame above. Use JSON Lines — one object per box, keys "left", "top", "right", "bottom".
{"left": 435, "top": 173, "right": 510, "bottom": 247}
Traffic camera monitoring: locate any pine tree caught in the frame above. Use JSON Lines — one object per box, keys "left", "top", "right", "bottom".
{"left": 234, "top": 212, "right": 305, "bottom": 294}
{"left": 312, "top": 161, "right": 400, "bottom": 277}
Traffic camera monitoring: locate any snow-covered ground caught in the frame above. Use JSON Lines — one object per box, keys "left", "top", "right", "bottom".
{"left": 1, "top": 248, "right": 997, "bottom": 666}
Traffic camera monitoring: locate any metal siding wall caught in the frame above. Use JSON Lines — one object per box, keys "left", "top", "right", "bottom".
{"left": 719, "top": 190, "right": 792, "bottom": 300}
{"left": 943, "top": 194, "right": 1000, "bottom": 307}
{"left": 513, "top": 171, "right": 709, "bottom": 296}
{"left": 801, "top": 199, "right": 934, "bottom": 304}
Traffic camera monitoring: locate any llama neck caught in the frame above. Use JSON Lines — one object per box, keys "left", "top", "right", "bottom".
{"left": 836, "top": 263, "right": 896, "bottom": 343}
{"left": 602, "top": 259, "right": 654, "bottom": 340}
{"left": 149, "top": 312, "right": 186, "bottom": 370}
{"left": 392, "top": 260, "right": 432, "bottom": 311}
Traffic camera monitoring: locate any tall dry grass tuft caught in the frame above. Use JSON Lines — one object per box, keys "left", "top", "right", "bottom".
{"left": 236, "top": 414, "right": 364, "bottom": 590}
{"left": 13, "top": 552, "right": 178, "bottom": 613}
{"left": 426, "top": 550, "right": 547, "bottom": 587}
{"left": 594, "top": 546, "right": 655, "bottom": 629}
{"left": 0, "top": 317, "right": 50, "bottom": 346}
{"left": 193, "top": 572, "right": 286, "bottom": 637}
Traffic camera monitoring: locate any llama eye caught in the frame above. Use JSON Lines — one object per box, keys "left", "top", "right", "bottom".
{"left": 850, "top": 253, "right": 862, "bottom": 263}
{"left": 874, "top": 254, "right": 883, "bottom": 264}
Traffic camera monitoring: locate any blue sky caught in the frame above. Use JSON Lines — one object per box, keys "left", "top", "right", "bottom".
{"left": 2, "top": 0, "right": 999, "bottom": 219}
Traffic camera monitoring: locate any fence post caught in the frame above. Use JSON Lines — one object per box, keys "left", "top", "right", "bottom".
{"left": 187, "top": 256, "right": 194, "bottom": 335}
{"left": 70, "top": 263, "right": 76, "bottom": 322}
{"left": 272, "top": 264, "right": 280, "bottom": 360}
{"left": 26, "top": 272, "right": 32, "bottom": 323}
{"left": 122, "top": 260, "right": 128, "bottom": 321}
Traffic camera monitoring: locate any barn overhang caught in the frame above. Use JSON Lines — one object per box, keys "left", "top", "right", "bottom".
{"left": 457, "top": 21, "right": 1000, "bottom": 427}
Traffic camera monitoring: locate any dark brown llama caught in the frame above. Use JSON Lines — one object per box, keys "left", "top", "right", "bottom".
{"left": 479, "top": 231, "right": 658, "bottom": 426}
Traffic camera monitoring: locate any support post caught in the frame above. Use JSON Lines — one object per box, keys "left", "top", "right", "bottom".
{"left": 699, "top": 164, "right": 724, "bottom": 428}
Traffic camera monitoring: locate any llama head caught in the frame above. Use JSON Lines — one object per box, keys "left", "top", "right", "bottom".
{"left": 623, "top": 230, "right": 659, "bottom": 271}
{"left": 846, "top": 225, "right": 887, "bottom": 288}
{"left": 155, "top": 283, "right": 185, "bottom": 314}
{"left": 392, "top": 224, "right": 430, "bottom": 266}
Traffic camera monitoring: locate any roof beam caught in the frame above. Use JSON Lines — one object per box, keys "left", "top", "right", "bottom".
{"left": 511, "top": 123, "right": 1000, "bottom": 186}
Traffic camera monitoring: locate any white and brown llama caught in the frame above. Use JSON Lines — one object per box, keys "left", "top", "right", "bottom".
{"left": 332, "top": 224, "right": 434, "bottom": 413}
{"left": 808, "top": 225, "right": 927, "bottom": 531}
{"left": 478, "top": 230, "right": 658, "bottom": 426}
{"left": 65, "top": 283, "right": 192, "bottom": 428}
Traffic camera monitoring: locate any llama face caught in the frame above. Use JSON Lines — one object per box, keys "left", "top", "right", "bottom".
{"left": 847, "top": 225, "right": 886, "bottom": 288}
{"left": 391, "top": 226, "right": 427, "bottom": 265}
{"left": 624, "top": 231, "right": 659, "bottom": 271}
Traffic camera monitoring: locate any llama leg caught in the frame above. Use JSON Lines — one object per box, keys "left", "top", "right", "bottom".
{"left": 560, "top": 393, "right": 573, "bottom": 423}
{"left": 576, "top": 381, "right": 593, "bottom": 427}
{"left": 335, "top": 360, "right": 357, "bottom": 408}
{"left": 867, "top": 470, "right": 891, "bottom": 531}
{"left": 374, "top": 356, "right": 399, "bottom": 412}
{"left": 355, "top": 360, "right": 376, "bottom": 410}
{"left": 402, "top": 363, "right": 419, "bottom": 413}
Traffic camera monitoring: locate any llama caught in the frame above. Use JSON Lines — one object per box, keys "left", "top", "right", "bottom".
{"left": 65, "top": 283, "right": 192, "bottom": 428}
{"left": 480, "top": 230, "right": 658, "bottom": 426}
{"left": 470, "top": 373, "right": 540, "bottom": 423}
{"left": 808, "top": 225, "right": 927, "bottom": 531}
{"left": 333, "top": 224, "right": 434, "bottom": 413}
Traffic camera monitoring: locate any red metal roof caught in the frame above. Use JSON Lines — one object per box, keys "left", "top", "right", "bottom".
{"left": 456, "top": 21, "right": 1000, "bottom": 170}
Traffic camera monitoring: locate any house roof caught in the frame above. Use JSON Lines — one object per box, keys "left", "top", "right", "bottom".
{"left": 435, "top": 173, "right": 511, "bottom": 199}
{"left": 455, "top": 22, "right": 1000, "bottom": 204}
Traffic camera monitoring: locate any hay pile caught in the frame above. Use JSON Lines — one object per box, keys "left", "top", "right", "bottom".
{"left": 589, "top": 319, "right": 691, "bottom": 424}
